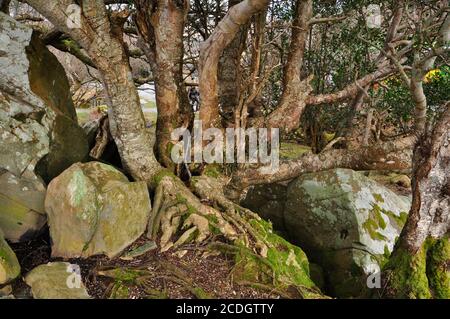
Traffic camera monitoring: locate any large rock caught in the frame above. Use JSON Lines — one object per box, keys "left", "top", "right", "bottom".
{"left": 240, "top": 183, "right": 287, "bottom": 231}
{"left": 25, "top": 262, "right": 90, "bottom": 299}
{"left": 0, "top": 169, "right": 47, "bottom": 242}
{"left": 285, "top": 168, "right": 411, "bottom": 297}
{"left": 45, "top": 162, "right": 151, "bottom": 258}
{"left": 0, "top": 229, "right": 20, "bottom": 285}
{"left": 0, "top": 12, "right": 88, "bottom": 184}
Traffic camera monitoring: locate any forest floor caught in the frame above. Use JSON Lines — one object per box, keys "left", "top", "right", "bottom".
{"left": 10, "top": 232, "right": 281, "bottom": 299}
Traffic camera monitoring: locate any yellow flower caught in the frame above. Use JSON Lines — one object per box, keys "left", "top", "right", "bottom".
{"left": 424, "top": 69, "right": 440, "bottom": 83}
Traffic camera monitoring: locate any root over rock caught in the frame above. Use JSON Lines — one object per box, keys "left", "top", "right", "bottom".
{"left": 147, "top": 170, "right": 326, "bottom": 298}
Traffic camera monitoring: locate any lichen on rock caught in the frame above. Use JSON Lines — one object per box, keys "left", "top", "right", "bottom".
{"left": 45, "top": 162, "right": 151, "bottom": 258}
{"left": 242, "top": 168, "right": 412, "bottom": 298}
{"left": 0, "top": 12, "right": 88, "bottom": 184}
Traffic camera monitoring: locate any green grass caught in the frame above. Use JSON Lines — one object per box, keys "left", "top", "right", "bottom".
{"left": 143, "top": 101, "right": 157, "bottom": 110}
{"left": 76, "top": 111, "right": 89, "bottom": 126}
{"left": 279, "top": 142, "right": 311, "bottom": 160}
{"left": 76, "top": 103, "right": 158, "bottom": 127}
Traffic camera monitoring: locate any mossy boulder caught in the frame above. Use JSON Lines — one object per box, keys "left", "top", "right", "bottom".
{"left": 0, "top": 229, "right": 20, "bottom": 285}
{"left": 285, "top": 168, "right": 411, "bottom": 298}
{"left": 0, "top": 12, "right": 88, "bottom": 184}
{"left": 25, "top": 262, "right": 90, "bottom": 299}
{"left": 0, "top": 170, "right": 47, "bottom": 242}
{"left": 45, "top": 162, "right": 151, "bottom": 258}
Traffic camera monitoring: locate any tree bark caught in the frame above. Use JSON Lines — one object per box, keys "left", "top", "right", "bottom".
{"left": 199, "top": 0, "right": 270, "bottom": 130}
{"left": 236, "top": 7, "right": 266, "bottom": 130}
{"left": 135, "top": 0, "right": 193, "bottom": 169}
{"left": 218, "top": 0, "right": 248, "bottom": 128}
{"left": 305, "top": 64, "right": 395, "bottom": 106}
{"left": 252, "top": 0, "right": 313, "bottom": 133}
{"left": 382, "top": 104, "right": 450, "bottom": 299}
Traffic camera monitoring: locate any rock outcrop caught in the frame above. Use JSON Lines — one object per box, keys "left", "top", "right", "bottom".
{"left": 45, "top": 162, "right": 151, "bottom": 258}
{"left": 240, "top": 183, "right": 287, "bottom": 231}
{"left": 0, "top": 12, "right": 88, "bottom": 184}
{"left": 0, "top": 169, "right": 46, "bottom": 242}
{"left": 242, "top": 168, "right": 411, "bottom": 298}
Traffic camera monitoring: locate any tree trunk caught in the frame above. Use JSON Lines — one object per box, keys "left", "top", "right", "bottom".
{"left": 199, "top": 0, "right": 270, "bottom": 130}
{"left": 218, "top": 0, "right": 248, "bottom": 128}
{"left": 135, "top": 0, "right": 193, "bottom": 169}
{"left": 382, "top": 105, "right": 450, "bottom": 299}
{"left": 251, "top": 0, "right": 313, "bottom": 133}
{"left": 26, "top": 0, "right": 162, "bottom": 184}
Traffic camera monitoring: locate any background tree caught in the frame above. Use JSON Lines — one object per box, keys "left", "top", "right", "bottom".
{"left": 134, "top": 0, "right": 193, "bottom": 169}
{"left": 25, "top": 0, "right": 162, "bottom": 184}
{"left": 381, "top": 3, "right": 449, "bottom": 298}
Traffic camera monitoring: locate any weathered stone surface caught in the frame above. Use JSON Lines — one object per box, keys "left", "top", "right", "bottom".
{"left": 0, "top": 229, "right": 20, "bottom": 285}
{"left": 285, "top": 168, "right": 411, "bottom": 297}
{"left": 240, "top": 183, "right": 287, "bottom": 231}
{"left": 0, "top": 284, "right": 12, "bottom": 297}
{"left": 25, "top": 262, "right": 90, "bottom": 299}
{"left": 0, "top": 169, "right": 47, "bottom": 242}
{"left": 0, "top": 12, "right": 88, "bottom": 184}
{"left": 45, "top": 162, "right": 151, "bottom": 258}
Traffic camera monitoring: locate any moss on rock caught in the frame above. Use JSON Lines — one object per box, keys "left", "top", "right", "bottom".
{"left": 231, "top": 218, "right": 323, "bottom": 298}
{"left": 45, "top": 162, "right": 151, "bottom": 258}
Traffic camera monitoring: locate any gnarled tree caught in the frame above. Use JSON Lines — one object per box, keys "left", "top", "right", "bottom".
{"left": 382, "top": 103, "right": 449, "bottom": 299}
{"left": 199, "top": 0, "right": 271, "bottom": 129}
{"left": 25, "top": 0, "right": 162, "bottom": 183}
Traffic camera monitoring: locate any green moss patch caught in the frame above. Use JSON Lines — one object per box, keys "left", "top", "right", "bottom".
{"left": 383, "top": 244, "right": 431, "bottom": 299}
{"left": 426, "top": 237, "right": 450, "bottom": 299}
{"left": 231, "top": 218, "right": 323, "bottom": 298}
{"left": 383, "top": 236, "right": 449, "bottom": 299}
{"left": 202, "top": 164, "right": 223, "bottom": 178}
{"left": 363, "top": 204, "right": 388, "bottom": 241}
{"left": 151, "top": 169, "right": 177, "bottom": 188}
{"left": 280, "top": 143, "right": 311, "bottom": 160}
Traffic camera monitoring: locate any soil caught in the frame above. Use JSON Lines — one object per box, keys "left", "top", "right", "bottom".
{"left": 8, "top": 232, "right": 281, "bottom": 299}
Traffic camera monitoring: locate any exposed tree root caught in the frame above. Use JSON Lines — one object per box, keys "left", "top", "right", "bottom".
{"left": 146, "top": 170, "right": 327, "bottom": 298}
